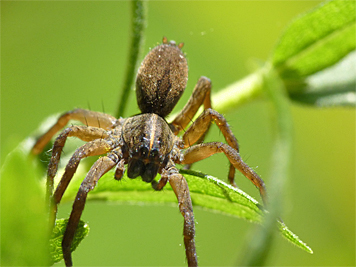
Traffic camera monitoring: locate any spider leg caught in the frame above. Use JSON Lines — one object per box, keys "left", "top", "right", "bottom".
{"left": 31, "top": 108, "right": 118, "bottom": 155}
{"left": 182, "top": 142, "right": 267, "bottom": 206}
{"left": 50, "top": 138, "right": 116, "bottom": 226}
{"left": 46, "top": 125, "right": 110, "bottom": 207}
{"left": 62, "top": 155, "right": 117, "bottom": 267}
{"left": 168, "top": 168, "right": 197, "bottom": 267}
{"left": 170, "top": 76, "right": 211, "bottom": 135}
{"left": 170, "top": 76, "right": 212, "bottom": 172}
{"left": 182, "top": 108, "right": 239, "bottom": 187}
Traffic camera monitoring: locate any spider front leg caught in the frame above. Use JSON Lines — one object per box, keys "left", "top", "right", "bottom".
{"left": 183, "top": 142, "right": 267, "bottom": 206}
{"left": 31, "top": 108, "right": 118, "bottom": 155}
{"left": 46, "top": 125, "right": 110, "bottom": 209}
{"left": 182, "top": 108, "right": 239, "bottom": 187}
{"left": 49, "top": 137, "right": 115, "bottom": 226}
{"left": 62, "top": 154, "right": 118, "bottom": 267}
{"left": 168, "top": 168, "right": 197, "bottom": 267}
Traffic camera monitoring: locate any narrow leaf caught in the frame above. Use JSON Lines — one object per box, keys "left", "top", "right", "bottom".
{"left": 290, "top": 50, "right": 356, "bottom": 106}
{"left": 60, "top": 168, "right": 312, "bottom": 253}
{"left": 50, "top": 219, "right": 89, "bottom": 263}
{"left": 279, "top": 221, "right": 313, "bottom": 254}
{"left": 272, "top": 0, "right": 356, "bottom": 79}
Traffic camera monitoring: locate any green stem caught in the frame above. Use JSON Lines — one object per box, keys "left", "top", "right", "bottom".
{"left": 167, "top": 70, "right": 264, "bottom": 123}
{"left": 240, "top": 64, "right": 294, "bottom": 266}
{"left": 212, "top": 71, "right": 264, "bottom": 114}
{"left": 116, "top": 0, "right": 146, "bottom": 118}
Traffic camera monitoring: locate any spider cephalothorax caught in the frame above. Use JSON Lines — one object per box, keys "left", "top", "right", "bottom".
{"left": 123, "top": 113, "right": 176, "bottom": 182}
{"left": 31, "top": 37, "right": 267, "bottom": 267}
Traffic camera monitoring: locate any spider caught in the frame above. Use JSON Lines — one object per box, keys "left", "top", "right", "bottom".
{"left": 31, "top": 37, "right": 267, "bottom": 267}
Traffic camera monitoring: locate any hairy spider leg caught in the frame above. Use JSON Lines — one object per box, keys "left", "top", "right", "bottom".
{"left": 170, "top": 76, "right": 212, "bottom": 172}
{"left": 181, "top": 108, "right": 240, "bottom": 187}
{"left": 31, "top": 108, "right": 117, "bottom": 155}
{"left": 50, "top": 138, "right": 114, "bottom": 226}
{"left": 168, "top": 168, "right": 197, "bottom": 267}
{"left": 183, "top": 142, "right": 267, "bottom": 206}
{"left": 170, "top": 76, "right": 212, "bottom": 135}
{"left": 46, "top": 126, "right": 110, "bottom": 209}
{"left": 62, "top": 155, "right": 118, "bottom": 267}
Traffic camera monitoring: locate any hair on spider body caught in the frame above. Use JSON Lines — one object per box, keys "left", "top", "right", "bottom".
{"left": 136, "top": 37, "right": 188, "bottom": 117}
{"left": 125, "top": 38, "right": 188, "bottom": 183}
{"left": 122, "top": 113, "right": 174, "bottom": 182}
{"left": 31, "top": 37, "right": 267, "bottom": 267}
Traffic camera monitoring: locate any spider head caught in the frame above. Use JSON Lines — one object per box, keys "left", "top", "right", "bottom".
{"left": 123, "top": 113, "right": 175, "bottom": 183}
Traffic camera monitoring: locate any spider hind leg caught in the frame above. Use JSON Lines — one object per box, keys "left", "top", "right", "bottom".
{"left": 182, "top": 142, "right": 267, "bottom": 206}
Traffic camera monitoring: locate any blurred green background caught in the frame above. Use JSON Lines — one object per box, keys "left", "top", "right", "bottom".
{"left": 2, "top": 1, "right": 355, "bottom": 266}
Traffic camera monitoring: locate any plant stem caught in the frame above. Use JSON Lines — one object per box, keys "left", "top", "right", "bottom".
{"left": 240, "top": 64, "right": 293, "bottom": 266}
{"left": 116, "top": 0, "right": 146, "bottom": 118}
{"left": 167, "top": 70, "right": 264, "bottom": 123}
{"left": 212, "top": 71, "right": 264, "bottom": 114}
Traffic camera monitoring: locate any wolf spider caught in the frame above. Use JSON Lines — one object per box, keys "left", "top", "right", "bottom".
{"left": 31, "top": 37, "right": 267, "bottom": 266}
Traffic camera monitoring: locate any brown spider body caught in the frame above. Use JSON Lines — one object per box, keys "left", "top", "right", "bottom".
{"left": 136, "top": 40, "right": 188, "bottom": 117}
{"left": 31, "top": 37, "right": 267, "bottom": 267}
{"left": 122, "top": 113, "right": 177, "bottom": 182}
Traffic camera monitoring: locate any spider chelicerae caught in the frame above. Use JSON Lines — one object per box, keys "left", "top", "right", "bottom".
{"left": 31, "top": 37, "right": 267, "bottom": 267}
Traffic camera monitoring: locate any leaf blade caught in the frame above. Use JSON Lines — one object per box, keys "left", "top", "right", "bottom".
{"left": 290, "top": 50, "right": 356, "bottom": 106}
{"left": 61, "top": 168, "right": 312, "bottom": 253}
{"left": 272, "top": 0, "right": 356, "bottom": 78}
{"left": 50, "top": 219, "right": 90, "bottom": 263}
{"left": 1, "top": 145, "right": 51, "bottom": 266}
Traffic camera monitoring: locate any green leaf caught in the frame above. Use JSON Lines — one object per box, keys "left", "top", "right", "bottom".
{"left": 60, "top": 168, "right": 312, "bottom": 254}
{"left": 278, "top": 221, "right": 313, "bottom": 254}
{"left": 1, "top": 144, "right": 51, "bottom": 266}
{"left": 270, "top": 0, "right": 356, "bottom": 107}
{"left": 50, "top": 219, "right": 89, "bottom": 263}
{"left": 272, "top": 0, "right": 356, "bottom": 79}
{"left": 289, "top": 50, "right": 356, "bottom": 106}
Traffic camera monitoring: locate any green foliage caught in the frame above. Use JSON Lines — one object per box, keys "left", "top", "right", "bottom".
{"left": 50, "top": 219, "right": 89, "bottom": 263}
{"left": 272, "top": 0, "right": 355, "bottom": 78}
{"left": 53, "top": 168, "right": 312, "bottom": 262}
{"left": 213, "top": 0, "right": 355, "bottom": 110}
{"left": 66, "top": 169, "right": 265, "bottom": 222}
{"left": 272, "top": 0, "right": 356, "bottom": 106}
{"left": 236, "top": 1, "right": 355, "bottom": 263}
{"left": 1, "top": 144, "right": 50, "bottom": 266}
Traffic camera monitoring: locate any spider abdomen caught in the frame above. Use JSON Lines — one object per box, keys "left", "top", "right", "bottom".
{"left": 136, "top": 43, "right": 188, "bottom": 117}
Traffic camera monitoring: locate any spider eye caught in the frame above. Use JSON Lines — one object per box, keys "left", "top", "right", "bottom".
{"left": 139, "top": 146, "right": 149, "bottom": 158}
{"left": 127, "top": 159, "right": 145, "bottom": 179}
{"left": 149, "top": 148, "right": 160, "bottom": 161}
{"left": 141, "top": 163, "right": 159, "bottom": 183}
